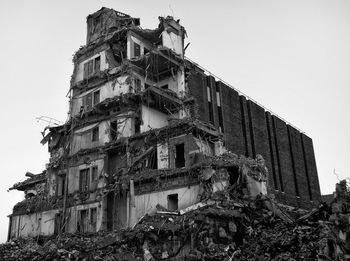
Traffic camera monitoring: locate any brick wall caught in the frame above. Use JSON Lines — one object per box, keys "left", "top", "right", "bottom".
{"left": 186, "top": 63, "right": 321, "bottom": 208}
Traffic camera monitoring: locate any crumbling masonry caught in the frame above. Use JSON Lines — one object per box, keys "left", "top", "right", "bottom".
{"left": 7, "top": 7, "right": 321, "bottom": 239}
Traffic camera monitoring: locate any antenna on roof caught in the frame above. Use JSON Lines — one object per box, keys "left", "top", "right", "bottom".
{"left": 36, "top": 116, "right": 63, "bottom": 127}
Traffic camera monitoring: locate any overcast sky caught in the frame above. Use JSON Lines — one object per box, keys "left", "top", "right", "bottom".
{"left": 0, "top": 0, "right": 349, "bottom": 242}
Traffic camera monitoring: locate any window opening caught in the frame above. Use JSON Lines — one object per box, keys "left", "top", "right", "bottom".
{"left": 56, "top": 174, "right": 66, "bottom": 197}
{"left": 78, "top": 209, "right": 88, "bottom": 233}
{"left": 54, "top": 213, "right": 62, "bottom": 235}
{"left": 216, "top": 85, "right": 224, "bottom": 132}
{"left": 92, "top": 126, "right": 99, "bottom": 142}
{"left": 90, "top": 208, "right": 97, "bottom": 232}
{"left": 167, "top": 194, "right": 178, "bottom": 211}
{"left": 175, "top": 143, "right": 185, "bottom": 168}
{"left": 83, "top": 56, "right": 101, "bottom": 79}
{"left": 160, "top": 84, "right": 168, "bottom": 89}
{"left": 134, "top": 117, "right": 141, "bottom": 134}
{"left": 207, "top": 84, "right": 214, "bottom": 124}
{"left": 134, "top": 42, "right": 141, "bottom": 57}
{"left": 147, "top": 148, "right": 158, "bottom": 169}
{"left": 91, "top": 166, "right": 98, "bottom": 190}
{"left": 94, "top": 56, "right": 100, "bottom": 73}
{"left": 110, "top": 121, "right": 118, "bottom": 141}
{"left": 79, "top": 169, "right": 90, "bottom": 192}
{"left": 93, "top": 90, "right": 100, "bottom": 105}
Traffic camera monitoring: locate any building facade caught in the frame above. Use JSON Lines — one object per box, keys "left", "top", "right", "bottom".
{"left": 8, "top": 7, "right": 321, "bottom": 239}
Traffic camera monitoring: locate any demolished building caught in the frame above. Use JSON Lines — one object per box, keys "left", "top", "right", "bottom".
{"left": 7, "top": 7, "right": 321, "bottom": 240}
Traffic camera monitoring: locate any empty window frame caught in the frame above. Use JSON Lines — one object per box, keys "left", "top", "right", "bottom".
{"left": 216, "top": 85, "right": 224, "bottom": 132}
{"left": 90, "top": 208, "right": 97, "bottom": 232}
{"left": 92, "top": 126, "right": 99, "bottom": 142}
{"left": 56, "top": 174, "right": 66, "bottom": 197}
{"left": 91, "top": 166, "right": 98, "bottom": 190}
{"left": 175, "top": 143, "right": 185, "bottom": 168}
{"left": 134, "top": 117, "right": 141, "bottom": 134}
{"left": 134, "top": 42, "right": 141, "bottom": 57}
{"left": 79, "top": 168, "right": 90, "bottom": 192}
{"left": 78, "top": 209, "right": 89, "bottom": 233}
{"left": 167, "top": 194, "right": 178, "bottom": 211}
{"left": 207, "top": 79, "right": 214, "bottom": 124}
{"left": 110, "top": 121, "right": 118, "bottom": 141}
{"left": 93, "top": 90, "right": 100, "bottom": 105}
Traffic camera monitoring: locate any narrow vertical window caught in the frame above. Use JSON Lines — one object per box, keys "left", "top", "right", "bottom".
{"left": 216, "top": 85, "right": 224, "bottom": 132}
{"left": 110, "top": 121, "right": 118, "bottom": 141}
{"left": 93, "top": 90, "right": 100, "bottom": 105}
{"left": 167, "top": 194, "right": 178, "bottom": 211}
{"left": 207, "top": 78, "right": 214, "bottom": 124}
{"left": 91, "top": 166, "right": 98, "bottom": 190}
{"left": 92, "top": 126, "right": 99, "bottom": 142}
{"left": 90, "top": 208, "right": 97, "bottom": 232}
{"left": 134, "top": 42, "right": 141, "bottom": 57}
{"left": 94, "top": 56, "right": 101, "bottom": 73}
{"left": 175, "top": 143, "right": 185, "bottom": 168}
{"left": 79, "top": 169, "right": 90, "bottom": 192}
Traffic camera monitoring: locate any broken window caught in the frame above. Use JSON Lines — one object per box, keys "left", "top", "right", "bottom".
{"left": 91, "top": 166, "right": 98, "bottom": 190}
{"left": 78, "top": 209, "right": 88, "bottom": 233}
{"left": 167, "top": 194, "right": 178, "bottom": 211}
{"left": 90, "top": 208, "right": 97, "bottom": 232}
{"left": 207, "top": 83, "right": 214, "bottom": 124}
{"left": 54, "top": 213, "right": 62, "bottom": 235}
{"left": 93, "top": 90, "right": 100, "bottom": 105}
{"left": 56, "top": 174, "right": 66, "bottom": 197}
{"left": 110, "top": 121, "right": 118, "bottom": 141}
{"left": 134, "top": 42, "right": 141, "bottom": 57}
{"left": 87, "top": 60, "right": 94, "bottom": 76}
{"left": 146, "top": 147, "right": 158, "bottom": 169}
{"left": 175, "top": 143, "right": 185, "bottom": 168}
{"left": 92, "top": 126, "right": 99, "bottom": 142}
{"left": 79, "top": 168, "right": 90, "bottom": 192}
{"left": 94, "top": 56, "right": 100, "bottom": 73}
{"left": 83, "top": 93, "right": 93, "bottom": 111}
{"left": 134, "top": 117, "right": 141, "bottom": 134}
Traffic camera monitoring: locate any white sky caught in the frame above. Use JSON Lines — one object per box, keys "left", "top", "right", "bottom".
{"left": 0, "top": 0, "right": 349, "bottom": 242}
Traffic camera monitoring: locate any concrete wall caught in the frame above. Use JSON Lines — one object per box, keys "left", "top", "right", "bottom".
{"left": 162, "top": 30, "right": 183, "bottom": 56}
{"left": 74, "top": 51, "right": 109, "bottom": 83}
{"left": 10, "top": 209, "right": 59, "bottom": 238}
{"left": 141, "top": 105, "right": 168, "bottom": 132}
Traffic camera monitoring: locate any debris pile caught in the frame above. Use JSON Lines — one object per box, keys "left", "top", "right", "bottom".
{"left": 2, "top": 180, "right": 350, "bottom": 260}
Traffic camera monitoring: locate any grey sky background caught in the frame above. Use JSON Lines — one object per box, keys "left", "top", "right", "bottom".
{"left": 0, "top": 0, "right": 349, "bottom": 242}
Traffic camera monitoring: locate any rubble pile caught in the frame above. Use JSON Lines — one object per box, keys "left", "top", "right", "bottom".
{"left": 2, "top": 181, "right": 350, "bottom": 260}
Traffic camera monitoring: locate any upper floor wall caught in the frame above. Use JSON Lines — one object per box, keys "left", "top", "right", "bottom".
{"left": 74, "top": 51, "right": 109, "bottom": 84}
